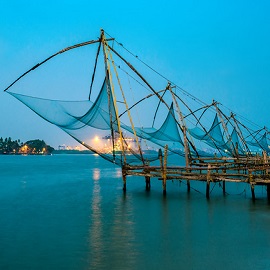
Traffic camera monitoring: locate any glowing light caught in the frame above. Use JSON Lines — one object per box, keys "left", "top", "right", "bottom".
{"left": 94, "top": 136, "right": 99, "bottom": 143}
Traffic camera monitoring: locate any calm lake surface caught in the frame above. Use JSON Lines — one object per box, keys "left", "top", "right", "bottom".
{"left": 0, "top": 154, "right": 270, "bottom": 270}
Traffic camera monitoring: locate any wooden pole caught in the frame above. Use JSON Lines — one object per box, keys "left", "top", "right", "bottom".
{"left": 248, "top": 170, "right": 255, "bottom": 201}
{"left": 162, "top": 145, "right": 168, "bottom": 196}
{"left": 222, "top": 168, "right": 226, "bottom": 195}
{"left": 214, "top": 102, "right": 235, "bottom": 156}
{"left": 122, "top": 169, "right": 127, "bottom": 192}
{"left": 101, "top": 30, "right": 127, "bottom": 164}
{"left": 250, "top": 184, "right": 255, "bottom": 201}
{"left": 263, "top": 151, "right": 268, "bottom": 175}
{"left": 206, "top": 164, "right": 211, "bottom": 199}
{"left": 168, "top": 85, "right": 191, "bottom": 192}
{"left": 206, "top": 181, "right": 210, "bottom": 199}
{"left": 145, "top": 176, "right": 151, "bottom": 191}
{"left": 267, "top": 184, "right": 270, "bottom": 201}
{"left": 223, "top": 181, "right": 226, "bottom": 195}
{"left": 158, "top": 149, "right": 165, "bottom": 195}
{"left": 187, "top": 179, "right": 191, "bottom": 193}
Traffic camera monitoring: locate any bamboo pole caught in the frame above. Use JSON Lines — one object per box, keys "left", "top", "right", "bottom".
{"left": 167, "top": 85, "right": 191, "bottom": 192}
{"left": 158, "top": 149, "right": 164, "bottom": 194}
{"left": 263, "top": 151, "right": 268, "bottom": 175}
{"left": 101, "top": 30, "right": 127, "bottom": 164}
{"left": 213, "top": 102, "right": 235, "bottom": 155}
{"left": 162, "top": 145, "right": 168, "bottom": 195}
{"left": 206, "top": 164, "right": 211, "bottom": 199}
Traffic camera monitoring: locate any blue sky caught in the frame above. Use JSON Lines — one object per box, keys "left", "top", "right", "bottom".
{"left": 1, "top": 0, "right": 270, "bottom": 148}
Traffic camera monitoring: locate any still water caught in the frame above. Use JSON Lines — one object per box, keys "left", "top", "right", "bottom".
{"left": 0, "top": 154, "right": 270, "bottom": 270}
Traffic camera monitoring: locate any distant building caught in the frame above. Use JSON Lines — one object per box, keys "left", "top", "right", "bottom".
{"left": 58, "top": 144, "right": 66, "bottom": 150}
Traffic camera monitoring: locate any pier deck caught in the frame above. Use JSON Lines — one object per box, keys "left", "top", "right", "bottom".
{"left": 122, "top": 155, "right": 270, "bottom": 201}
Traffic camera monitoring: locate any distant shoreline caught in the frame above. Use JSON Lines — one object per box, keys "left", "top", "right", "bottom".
{"left": 0, "top": 150, "right": 94, "bottom": 155}
{"left": 53, "top": 150, "right": 94, "bottom": 154}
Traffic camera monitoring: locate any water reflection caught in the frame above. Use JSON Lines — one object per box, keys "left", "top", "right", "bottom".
{"left": 88, "top": 172, "right": 103, "bottom": 268}
{"left": 87, "top": 168, "right": 137, "bottom": 269}
{"left": 115, "top": 168, "right": 122, "bottom": 178}
{"left": 106, "top": 194, "right": 138, "bottom": 268}
{"left": 93, "top": 168, "right": 100, "bottom": 181}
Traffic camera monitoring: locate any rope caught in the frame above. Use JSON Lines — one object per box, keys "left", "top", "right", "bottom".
{"left": 172, "top": 180, "right": 204, "bottom": 195}
{"left": 89, "top": 41, "right": 101, "bottom": 100}
{"left": 3, "top": 38, "right": 114, "bottom": 92}
{"left": 210, "top": 182, "right": 216, "bottom": 194}
{"left": 105, "top": 30, "right": 270, "bottom": 146}
{"left": 104, "top": 30, "right": 207, "bottom": 107}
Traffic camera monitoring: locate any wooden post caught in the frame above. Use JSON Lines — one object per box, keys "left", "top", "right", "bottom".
{"left": 145, "top": 176, "right": 151, "bottom": 191}
{"left": 250, "top": 184, "right": 255, "bottom": 201}
{"left": 206, "top": 181, "right": 210, "bottom": 199}
{"left": 222, "top": 168, "right": 226, "bottom": 195}
{"left": 162, "top": 145, "right": 168, "bottom": 196}
{"left": 122, "top": 168, "right": 127, "bottom": 192}
{"left": 263, "top": 151, "right": 268, "bottom": 175}
{"left": 248, "top": 170, "right": 255, "bottom": 201}
{"left": 267, "top": 184, "right": 270, "bottom": 201}
{"left": 168, "top": 86, "right": 191, "bottom": 193}
{"left": 223, "top": 181, "right": 226, "bottom": 195}
{"left": 187, "top": 180, "right": 191, "bottom": 193}
{"left": 206, "top": 164, "right": 211, "bottom": 199}
{"left": 158, "top": 149, "right": 166, "bottom": 195}
{"left": 214, "top": 102, "right": 235, "bottom": 156}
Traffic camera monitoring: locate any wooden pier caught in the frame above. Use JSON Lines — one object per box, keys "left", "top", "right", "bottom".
{"left": 121, "top": 151, "right": 270, "bottom": 201}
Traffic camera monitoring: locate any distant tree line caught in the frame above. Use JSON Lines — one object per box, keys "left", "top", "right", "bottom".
{"left": 0, "top": 137, "right": 54, "bottom": 155}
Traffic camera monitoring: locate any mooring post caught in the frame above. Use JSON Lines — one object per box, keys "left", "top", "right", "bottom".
{"left": 162, "top": 145, "right": 168, "bottom": 196}
{"left": 222, "top": 169, "right": 226, "bottom": 195}
{"left": 206, "top": 181, "right": 210, "bottom": 199}
{"left": 122, "top": 167, "right": 127, "bottom": 192}
{"left": 206, "top": 164, "right": 211, "bottom": 199}
{"left": 145, "top": 176, "right": 151, "bottom": 191}
{"left": 267, "top": 184, "right": 270, "bottom": 201}
{"left": 250, "top": 184, "right": 255, "bottom": 201}
{"left": 263, "top": 150, "right": 268, "bottom": 175}
{"left": 187, "top": 180, "right": 191, "bottom": 192}
{"left": 158, "top": 149, "right": 166, "bottom": 195}
{"left": 162, "top": 175, "right": 167, "bottom": 196}
{"left": 248, "top": 169, "right": 255, "bottom": 201}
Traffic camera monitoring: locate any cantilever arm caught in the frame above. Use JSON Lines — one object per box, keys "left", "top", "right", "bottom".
{"left": 4, "top": 38, "right": 114, "bottom": 92}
